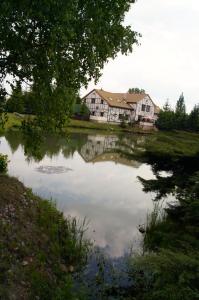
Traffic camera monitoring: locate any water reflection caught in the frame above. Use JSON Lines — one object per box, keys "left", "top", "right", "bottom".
{"left": 0, "top": 131, "right": 156, "bottom": 257}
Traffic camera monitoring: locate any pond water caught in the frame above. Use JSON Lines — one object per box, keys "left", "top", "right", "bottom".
{"left": 0, "top": 131, "right": 158, "bottom": 257}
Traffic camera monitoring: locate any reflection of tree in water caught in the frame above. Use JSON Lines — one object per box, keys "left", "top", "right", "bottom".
{"left": 5, "top": 131, "right": 146, "bottom": 167}
{"left": 136, "top": 132, "right": 199, "bottom": 200}
{"left": 4, "top": 130, "right": 88, "bottom": 162}
{"left": 4, "top": 131, "right": 23, "bottom": 153}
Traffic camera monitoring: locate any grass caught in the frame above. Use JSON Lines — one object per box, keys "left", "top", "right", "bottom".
{"left": 67, "top": 118, "right": 157, "bottom": 134}
{"left": 0, "top": 175, "right": 90, "bottom": 299}
{"left": 144, "top": 130, "right": 199, "bottom": 157}
{"left": 0, "top": 113, "right": 156, "bottom": 134}
{"left": 4, "top": 113, "right": 24, "bottom": 130}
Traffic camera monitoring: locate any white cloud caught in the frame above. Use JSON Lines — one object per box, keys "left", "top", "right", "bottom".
{"left": 81, "top": 0, "right": 199, "bottom": 112}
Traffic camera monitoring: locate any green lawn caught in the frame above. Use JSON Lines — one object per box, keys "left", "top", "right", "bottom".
{"left": 1, "top": 113, "right": 156, "bottom": 134}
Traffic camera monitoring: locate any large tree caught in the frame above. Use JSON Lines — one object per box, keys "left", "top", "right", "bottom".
{"left": 0, "top": 0, "right": 139, "bottom": 129}
{"left": 175, "top": 93, "right": 187, "bottom": 129}
{"left": 175, "top": 93, "right": 186, "bottom": 115}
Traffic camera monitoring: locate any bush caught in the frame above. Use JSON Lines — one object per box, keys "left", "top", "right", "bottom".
{"left": 0, "top": 154, "right": 9, "bottom": 172}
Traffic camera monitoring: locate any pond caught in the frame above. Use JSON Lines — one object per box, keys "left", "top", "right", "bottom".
{"left": 0, "top": 131, "right": 161, "bottom": 257}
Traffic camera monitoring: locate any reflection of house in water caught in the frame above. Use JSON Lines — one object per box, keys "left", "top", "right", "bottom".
{"left": 80, "top": 135, "right": 141, "bottom": 168}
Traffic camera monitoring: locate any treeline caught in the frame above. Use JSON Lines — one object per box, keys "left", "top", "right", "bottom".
{"left": 157, "top": 93, "right": 199, "bottom": 131}
{"left": 5, "top": 84, "right": 89, "bottom": 119}
{"left": 5, "top": 83, "right": 37, "bottom": 115}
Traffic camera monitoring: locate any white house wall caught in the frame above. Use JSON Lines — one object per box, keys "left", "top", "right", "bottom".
{"left": 84, "top": 91, "right": 135, "bottom": 123}
{"left": 84, "top": 91, "right": 109, "bottom": 122}
{"left": 135, "top": 96, "right": 155, "bottom": 121}
{"left": 84, "top": 91, "right": 156, "bottom": 124}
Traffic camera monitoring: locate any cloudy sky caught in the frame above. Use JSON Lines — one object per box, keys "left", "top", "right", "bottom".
{"left": 81, "top": 0, "right": 199, "bottom": 112}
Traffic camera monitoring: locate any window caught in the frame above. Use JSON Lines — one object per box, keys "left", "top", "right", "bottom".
{"left": 141, "top": 104, "right": 146, "bottom": 112}
{"left": 100, "top": 112, "right": 104, "bottom": 117}
{"left": 101, "top": 99, "right": 104, "bottom": 104}
{"left": 91, "top": 111, "right": 95, "bottom": 116}
{"left": 96, "top": 106, "right": 99, "bottom": 110}
{"left": 91, "top": 98, "right": 95, "bottom": 104}
{"left": 119, "top": 114, "right": 123, "bottom": 120}
{"left": 146, "top": 105, "right": 150, "bottom": 112}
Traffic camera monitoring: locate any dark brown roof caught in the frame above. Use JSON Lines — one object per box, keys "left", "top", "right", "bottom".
{"left": 83, "top": 89, "right": 158, "bottom": 110}
{"left": 95, "top": 89, "right": 147, "bottom": 109}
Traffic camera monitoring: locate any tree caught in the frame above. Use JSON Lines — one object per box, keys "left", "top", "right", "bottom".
{"left": 6, "top": 82, "right": 24, "bottom": 114}
{"left": 156, "top": 100, "right": 175, "bottom": 130}
{"left": 163, "top": 99, "right": 171, "bottom": 112}
{"left": 175, "top": 93, "right": 187, "bottom": 129}
{"left": 0, "top": 0, "right": 139, "bottom": 129}
{"left": 128, "top": 87, "right": 145, "bottom": 94}
{"left": 188, "top": 104, "right": 199, "bottom": 131}
{"left": 0, "top": 91, "right": 8, "bottom": 129}
{"left": 175, "top": 93, "right": 186, "bottom": 115}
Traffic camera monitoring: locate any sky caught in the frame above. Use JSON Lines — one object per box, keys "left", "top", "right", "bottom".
{"left": 81, "top": 0, "right": 199, "bottom": 112}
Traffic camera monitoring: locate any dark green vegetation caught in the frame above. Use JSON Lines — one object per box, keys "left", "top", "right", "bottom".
{"left": 5, "top": 83, "right": 36, "bottom": 115}
{"left": 0, "top": 175, "right": 90, "bottom": 300}
{"left": 157, "top": 94, "right": 199, "bottom": 131}
{"left": 0, "top": 154, "right": 8, "bottom": 172}
{"left": 0, "top": 0, "right": 139, "bottom": 129}
{"left": 0, "top": 93, "right": 7, "bottom": 130}
{"left": 128, "top": 131, "right": 199, "bottom": 300}
{"left": 128, "top": 87, "right": 146, "bottom": 94}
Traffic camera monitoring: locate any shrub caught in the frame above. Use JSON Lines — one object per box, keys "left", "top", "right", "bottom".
{"left": 0, "top": 154, "right": 9, "bottom": 172}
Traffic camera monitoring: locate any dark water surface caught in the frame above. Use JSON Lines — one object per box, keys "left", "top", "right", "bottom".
{"left": 0, "top": 131, "right": 160, "bottom": 257}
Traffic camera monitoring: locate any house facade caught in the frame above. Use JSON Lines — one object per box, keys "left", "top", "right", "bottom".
{"left": 80, "top": 134, "right": 141, "bottom": 168}
{"left": 82, "top": 89, "right": 159, "bottom": 124}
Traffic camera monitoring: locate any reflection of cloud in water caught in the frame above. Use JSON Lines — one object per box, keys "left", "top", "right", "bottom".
{"left": 35, "top": 165, "right": 73, "bottom": 174}
{"left": 1, "top": 132, "right": 162, "bottom": 258}
{"left": 61, "top": 201, "right": 147, "bottom": 257}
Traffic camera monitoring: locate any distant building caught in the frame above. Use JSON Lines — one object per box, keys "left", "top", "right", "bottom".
{"left": 82, "top": 89, "right": 160, "bottom": 124}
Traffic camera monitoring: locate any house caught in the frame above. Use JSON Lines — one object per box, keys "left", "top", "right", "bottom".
{"left": 82, "top": 89, "right": 159, "bottom": 124}
{"left": 80, "top": 134, "right": 141, "bottom": 168}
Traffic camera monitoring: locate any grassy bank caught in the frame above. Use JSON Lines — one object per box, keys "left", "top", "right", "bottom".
{"left": 1, "top": 113, "right": 156, "bottom": 134}
{"left": 0, "top": 175, "right": 90, "bottom": 300}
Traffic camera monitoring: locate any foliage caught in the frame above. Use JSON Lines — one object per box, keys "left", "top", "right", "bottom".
{"left": 0, "top": 154, "right": 9, "bottom": 172}
{"left": 6, "top": 82, "right": 24, "bottom": 114}
{"left": 188, "top": 104, "right": 199, "bottom": 131}
{"left": 175, "top": 93, "right": 187, "bottom": 129}
{"left": 0, "top": 0, "right": 139, "bottom": 129}
{"left": 128, "top": 88, "right": 146, "bottom": 94}
{"left": 132, "top": 250, "right": 199, "bottom": 300}
{"left": 156, "top": 109, "right": 175, "bottom": 130}
{"left": 72, "top": 97, "right": 90, "bottom": 120}
{"left": 0, "top": 93, "right": 8, "bottom": 130}
{"left": 157, "top": 95, "right": 199, "bottom": 131}
{"left": 129, "top": 132, "right": 199, "bottom": 300}
{"left": 162, "top": 99, "right": 171, "bottom": 112}
{"left": 175, "top": 93, "right": 186, "bottom": 115}
{"left": 6, "top": 83, "right": 35, "bottom": 115}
